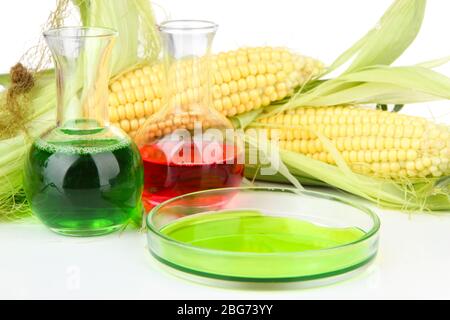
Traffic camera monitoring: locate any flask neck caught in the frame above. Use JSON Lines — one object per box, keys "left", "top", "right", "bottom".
{"left": 44, "top": 27, "right": 117, "bottom": 131}
{"left": 159, "top": 20, "right": 218, "bottom": 114}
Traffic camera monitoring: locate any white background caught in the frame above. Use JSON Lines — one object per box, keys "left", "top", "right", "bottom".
{"left": 0, "top": 0, "right": 449, "bottom": 300}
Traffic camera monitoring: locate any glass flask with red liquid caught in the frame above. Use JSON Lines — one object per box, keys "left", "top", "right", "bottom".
{"left": 135, "top": 20, "right": 244, "bottom": 208}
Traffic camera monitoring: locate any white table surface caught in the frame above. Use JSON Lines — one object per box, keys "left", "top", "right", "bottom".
{"left": 1, "top": 184, "right": 450, "bottom": 300}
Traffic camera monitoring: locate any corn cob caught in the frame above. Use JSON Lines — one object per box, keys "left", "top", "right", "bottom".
{"left": 249, "top": 106, "right": 450, "bottom": 179}
{"left": 108, "top": 47, "right": 324, "bottom": 137}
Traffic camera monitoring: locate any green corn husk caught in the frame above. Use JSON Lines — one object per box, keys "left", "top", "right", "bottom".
{"left": 246, "top": 148, "right": 450, "bottom": 212}
{"left": 325, "top": 0, "right": 426, "bottom": 75}
{"left": 0, "top": 74, "right": 56, "bottom": 220}
{"left": 265, "top": 65, "right": 450, "bottom": 111}
{"left": 266, "top": 0, "right": 450, "bottom": 116}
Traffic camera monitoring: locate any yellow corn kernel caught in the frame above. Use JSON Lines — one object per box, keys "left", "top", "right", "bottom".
{"left": 252, "top": 105, "right": 450, "bottom": 179}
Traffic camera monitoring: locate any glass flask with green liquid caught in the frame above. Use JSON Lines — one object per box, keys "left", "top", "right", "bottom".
{"left": 24, "top": 27, "right": 144, "bottom": 237}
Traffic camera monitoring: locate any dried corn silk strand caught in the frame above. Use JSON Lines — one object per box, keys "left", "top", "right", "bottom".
{"left": 0, "top": 0, "right": 74, "bottom": 139}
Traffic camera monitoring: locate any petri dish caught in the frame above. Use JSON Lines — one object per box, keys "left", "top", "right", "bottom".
{"left": 146, "top": 187, "right": 380, "bottom": 284}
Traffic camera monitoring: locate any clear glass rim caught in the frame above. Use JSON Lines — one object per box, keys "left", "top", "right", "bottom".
{"left": 147, "top": 187, "right": 381, "bottom": 257}
{"left": 158, "top": 20, "right": 218, "bottom": 33}
{"left": 43, "top": 26, "right": 118, "bottom": 39}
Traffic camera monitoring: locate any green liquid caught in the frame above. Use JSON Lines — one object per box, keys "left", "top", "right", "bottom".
{"left": 24, "top": 138, "right": 144, "bottom": 236}
{"left": 153, "top": 210, "right": 376, "bottom": 281}
{"left": 162, "top": 211, "right": 365, "bottom": 253}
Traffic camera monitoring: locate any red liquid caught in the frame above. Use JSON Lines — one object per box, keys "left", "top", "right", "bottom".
{"left": 140, "top": 141, "right": 244, "bottom": 208}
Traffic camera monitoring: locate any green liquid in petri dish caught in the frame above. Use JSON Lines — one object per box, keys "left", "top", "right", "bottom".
{"left": 156, "top": 210, "right": 375, "bottom": 281}
{"left": 24, "top": 138, "right": 143, "bottom": 237}
{"left": 162, "top": 210, "right": 364, "bottom": 252}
